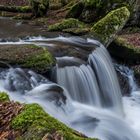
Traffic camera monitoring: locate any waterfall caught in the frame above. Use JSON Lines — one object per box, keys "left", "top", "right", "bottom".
{"left": 56, "top": 42, "right": 123, "bottom": 115}
{"left": 0, "top": 36, "right": 139, "bottom": 140}
{"left": 57, "top": 64, "right": 101, "bottom": 106}
{"left": 88, "top": 46, "right": 123, "bottom": 114}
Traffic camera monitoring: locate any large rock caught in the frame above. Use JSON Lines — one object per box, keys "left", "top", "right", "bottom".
{"left": 90, "top": 7, "right": 130, "bottom": 45}
{"left": 0, "top": 44, "right": 55, "bottom": 73}
{"left": 66, "top": 0, "right": 135, "bottom": 23}
{"left": 132, "top": 65, "right": 140, "bottom": 86}
{"left": 108, "top": 33, "right": 140, "bottom": 64}
{"left": 29, "top": 0, "right": 49, "bottom": 17}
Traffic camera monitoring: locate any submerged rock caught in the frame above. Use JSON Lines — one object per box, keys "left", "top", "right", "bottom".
{"left": 0, "top": 44, "right": 55, "bottom": 73}
{"left": 90, "top": 7, "right": 130, "bottom": 45}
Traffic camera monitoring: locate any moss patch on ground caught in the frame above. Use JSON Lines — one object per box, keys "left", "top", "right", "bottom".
{"left": 91, "top": 6, "right": 130, "bottom": 45}
{"left": 0, "top": 44, "right": 55, "bottom": 73}
{"left": 0, "top": 92, "right": 10, "bottom": 102}
{"left": 11, "top": 103, "right": 97, "bottom": 140}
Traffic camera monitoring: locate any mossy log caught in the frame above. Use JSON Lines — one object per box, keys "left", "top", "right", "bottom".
{"left": 0, "top": 5, "right": 31, "bottom": 13}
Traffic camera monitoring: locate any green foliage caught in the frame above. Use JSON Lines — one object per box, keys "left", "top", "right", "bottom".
{"left": 11, "top": 103, "right": 97, "bottom": 140}
{"left": 91, "top": 6, "right": 130, "bottom": 45}
{"left": 0, "top": 92, "right": 10, "bottom": 102}
{"left": 48, "top": 18, "right": 85, "bottom": 31}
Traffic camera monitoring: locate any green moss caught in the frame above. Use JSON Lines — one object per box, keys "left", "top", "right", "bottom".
{"left": 12, "top": 103, "right": 97, "bottom": 140}
{"left": 63, "top": 27, "right": 90, "bottom": 35}
{"left": 0, "top": 92, "right": 10, "bottom": 102}
{"left": 48, "top": 18, "right": 85, "bottom": 31}
{"left": 91, "top": 7, "right": 130, "bottom": 45}
{"left": 23, "top": 48, "right": 55, "bottom": 72}
{"left": 16, "top": 6, "right": 31, "bottom": 13}
{"left": 0, "top": 44, "right": 55, "bottom": 73}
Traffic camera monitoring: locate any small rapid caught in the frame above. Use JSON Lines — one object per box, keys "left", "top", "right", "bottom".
{"left": 0, "top": 36, "right": 139, "bottom": 140}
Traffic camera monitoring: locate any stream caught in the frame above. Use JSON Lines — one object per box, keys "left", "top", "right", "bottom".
{"left": 0, "top": 17, "right": 140, "bottom": 140}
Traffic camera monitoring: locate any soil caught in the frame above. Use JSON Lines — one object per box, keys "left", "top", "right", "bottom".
{"left": 0, "top": 102, "right": 23, "bottom": 140}
{"left": 0, "top": 0, "right": 29, "bottom": 6}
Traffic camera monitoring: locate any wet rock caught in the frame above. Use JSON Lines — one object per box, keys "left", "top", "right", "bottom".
{"left": 116, "top": 71, "right": 131, "bottom": 95}
{"left": 131, "top": 65, "right": 140, "bottom": 86}
{"left": 27, "top": 83, "right": 67, "bottom": 106}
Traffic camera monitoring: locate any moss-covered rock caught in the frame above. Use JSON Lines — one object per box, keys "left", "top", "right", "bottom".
{"left": 66, "top": 0, "right": 136, "bottom": 23}
{"left": 132, "top": 65, "right": 140, "bottom": 86}
{"left": 66, "top": 2, "right": 84, "bottom": 19}
{"left": 29, "top": 0, "right": 49, "bottom": 17}
{"left": 63, "top": 27, "right": 90, "bottom": 35}
{"left": 0, "top": 92, "right": 10, "bottom": 102}
{"left": 0, "top": 44, "right": 55, "bottom": 73}
{"left": 12, "top": 103, "right": 97, "bottom": 140}
{"left": 108, "top": 33, "right": 140, "bottom": 64}
{"left": 91, "top": 7, "right": 130, "bottom": 45}
{"left": 48, "top": 18, "right": 85, "bottom": 31}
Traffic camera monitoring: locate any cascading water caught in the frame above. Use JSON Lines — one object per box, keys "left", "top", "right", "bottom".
{"left": 56, "top": 45, "right": 123, "bottom": 115}
{"left": 115, "top": 64, "right": 138, "bottom": 92}
{"left": 0, "top": 36, "right": 140, "bottom": 140}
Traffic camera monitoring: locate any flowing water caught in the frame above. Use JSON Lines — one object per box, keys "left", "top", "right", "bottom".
{"left": 0, "top": 19, "right": 140, "bottom": 140}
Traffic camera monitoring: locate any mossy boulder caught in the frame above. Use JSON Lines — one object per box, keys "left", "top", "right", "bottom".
{"left": 63, "top": 27, "right": 90, "bottom": 35}
{"left": 108, "top": 33, "right": 140, "bottom": 64}
{"left": 91, "top": 7, "right": 130, "bottom": 45}
{"left": 66, "top": 2, "right": 84, "bottom": 19}
{"left": 48, "top": 18, "right": 86, "bottom": 31}
{"left": 0, "top": 92, "right": 10, "bottom": 102}
{"left": 11, "top": 103, "right": 97, "bottom": 140}
{"left": 29, "top": 0, "right": 49, "bottom": 17}
{"left": 66, "top": 0, "right": 136, "bottom": 23}
{"left": 0, "top": 44, "right": 55, "bottom": 73}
